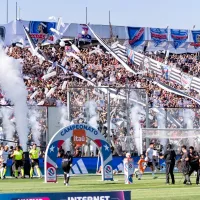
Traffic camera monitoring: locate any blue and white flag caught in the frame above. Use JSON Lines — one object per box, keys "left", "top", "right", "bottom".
{"left": 150, "top": 28, "right": 168, "bottom": 47}
{"left": 187, "top": 30, "right": 200, "bottom": 53}
{"left": 127, "top": 27, "right": 146, "bottom": 49}
{"left": 147, "top": 28, "right": 168, "bottom": 51}
{"left": 161, "top": 64, "right": 169, "bottom": 80}
{"left": 127, "top": 48, "right": 134, "bottom": 63}
{"left": 170, "top": 29, "right": 188, "bottom": 49}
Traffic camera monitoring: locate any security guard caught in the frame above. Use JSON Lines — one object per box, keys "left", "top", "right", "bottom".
{"left": 161, "top": 144, "right": 176, "bottom": 184}
{"left": 181, "top": 145, "right": 191, "bottom": 185}
{"left": 29, "top": 144, "right": 42, "bottom": 178}
{"left": 188, "top": 146, "right": 199, "bottom": 185}
{"left": 11, "top": 146, "right": 24, "bottom": 178}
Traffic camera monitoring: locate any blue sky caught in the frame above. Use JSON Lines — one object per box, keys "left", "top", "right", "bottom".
{"left": 0, "top": 0, "right": 199, "bottom": 29}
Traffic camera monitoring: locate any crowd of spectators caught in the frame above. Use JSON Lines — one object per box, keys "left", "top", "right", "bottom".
{"left": 0, "top": 42, "right": 200, "bottom": 156}
{"left": 145, "top": 51, "right": 200, "bottom": 77}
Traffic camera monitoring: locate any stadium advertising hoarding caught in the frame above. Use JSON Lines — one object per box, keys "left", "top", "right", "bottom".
{"left": 0, "top": 191, "right": 131, "bottom": 200}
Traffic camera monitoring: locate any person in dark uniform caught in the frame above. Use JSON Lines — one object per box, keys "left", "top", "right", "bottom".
{"left": 161, "top": 144, "right": 176, "bottom": 184}
{"left": 181, "top": 145, "right": 191, "bottom": 185}
{"left": 61, "top": 151, "right": 73, "bottom": 186}
{"left": 188, "top": 146, "right": 200, "bottom": 185}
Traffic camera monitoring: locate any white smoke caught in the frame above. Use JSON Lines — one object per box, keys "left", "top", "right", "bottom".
{"left": 85, "top": 100, "right": 99, "bottom": 129}
{"left": 1, "top": 107, "right": 15, "bottom": 146}
{"left": 130, "top": 105, "right": 143, "bottom": 154}
{"left": 85, "top": 100, "right": 99, "bottom": 156}
{"left": 60, "top": 106, "right": 70, "bottom": 127}
{"left": 59, "top": 106, "right": 71, "bottom": 152}
{"left": 130, "top": 91, "right": 145, "bottom": 154}
{"left": 0, "top": 47, "right": 28, "bottom": 150}
{"left": 29, "top": 108, "right": 41, "bottom": 145}
{"left": 156, "top": 108, "right": 167, "bottom": 148}
{"left": 184, "top": 109, "right": 195, "bottom": 146}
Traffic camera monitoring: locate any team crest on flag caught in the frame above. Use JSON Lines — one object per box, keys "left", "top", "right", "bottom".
{"left": 190, "top": 30, "right": 200, "bottom": 49}
{"left": 29, "top": 21, "right": 56, "bottom": 43}
{"left": 150, "top": 28, "right": 168, "bottom": 47}
{"left": 170, "top": 29, "right": 188, "bottom": 49}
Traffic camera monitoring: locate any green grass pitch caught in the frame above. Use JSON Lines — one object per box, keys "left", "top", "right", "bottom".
{"left": 0, "top": 174, "right": 200, "bottom": 200}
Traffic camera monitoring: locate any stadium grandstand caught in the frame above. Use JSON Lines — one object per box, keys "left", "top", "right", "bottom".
{"left": 0, "top": 14, "right": 200, "bottom": 200}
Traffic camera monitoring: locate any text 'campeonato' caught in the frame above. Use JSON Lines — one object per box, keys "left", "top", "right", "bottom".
{"left": 60, "top": 124, "right": 98, "bottom": 136}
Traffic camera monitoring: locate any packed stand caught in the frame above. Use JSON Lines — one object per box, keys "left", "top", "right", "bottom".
{"left": 0, "top": 44, "right": 199, "bottom": 156}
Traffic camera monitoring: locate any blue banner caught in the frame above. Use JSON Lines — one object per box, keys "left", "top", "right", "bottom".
{"left": 127, "top": 27, "right": 145, "bottom": 48}
{"left": 29, "top": 21, "right": 56, "bottom": 43}
{"left": 0, "top": 191, "right": 131, "bottom": 200}
{"left": 6, "top": 156, "right": 180, "bottom": 176}
{"left": 170, "top": 29, "right": 188, "bottom": 49}
{"left": 150, "top": 28, "right": 168, "bottom": 47}
{"left": 191, "top": 30, "right": 200, "bottom": 49}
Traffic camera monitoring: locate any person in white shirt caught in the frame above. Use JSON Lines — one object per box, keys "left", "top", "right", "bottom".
{"left": 0, "top": 145, "right": 9, "bottom": 179}
{"left": 144, "top": 143, "right": 156, "bottom": 178}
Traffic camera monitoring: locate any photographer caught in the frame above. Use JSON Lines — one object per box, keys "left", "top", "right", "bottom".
{"left": 188, "top": 146, "right": 199, "bottom": 185}
{"left": 160, "top": 144, "right": 176, "bottom": 184}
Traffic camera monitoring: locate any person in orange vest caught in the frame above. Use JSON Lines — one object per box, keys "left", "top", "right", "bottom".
{"left": 136, "top": 154, "right": 147, "bottom": 180}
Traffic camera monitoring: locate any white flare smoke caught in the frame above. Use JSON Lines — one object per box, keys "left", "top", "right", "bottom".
{"left": 184, "top": 109, "right": 195, "bottom": 146}
{"left": 85, "top": 100, "right": 99, "bottom": 156}
{"left": 0, "top": 47, "right": 28, "bottom": 150}
{"left": 130, "top": 91, "right": 145, "bottom": 154}
{"left": 130, "top": 105, "right": 143, "bottom": 154}
{"left": 85, "top": 100, "right": 99, "bottom": 129}
{"left": 59, "top": 106, "right": 71, "bottom": 152}
{"left": 29, "top": 108, "right": 41, "bottom": 145}
{"left": 1, "top": 107, "right": 15, "bottom": 146}
{"left": 157, "top": 108, "right": 167, "bottom": 149}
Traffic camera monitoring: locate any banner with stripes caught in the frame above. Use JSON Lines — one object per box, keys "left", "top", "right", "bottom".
{"left": 111, "top": 44, "right": 127, "bottom": 63}
{"left": 190, "top": 77, "right": 200, "bottom": 92}
{"left": 181, "top": 74, "right": 192, "bottom": 89}
{"left": 133, "top": 51, "right": 144, "bottom": 66}
{"left": 149, "top": 58, "right": 162, "bottom": 75}
{"left": 87, "top": 25, "right": 200, "bottom": 101}
{"left": 169, "top": 68, "right": 182, "bottom": 85}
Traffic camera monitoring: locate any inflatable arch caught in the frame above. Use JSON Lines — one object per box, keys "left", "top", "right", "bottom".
{"left": 44, "top": 124, "right": 113, "bottom": 182}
